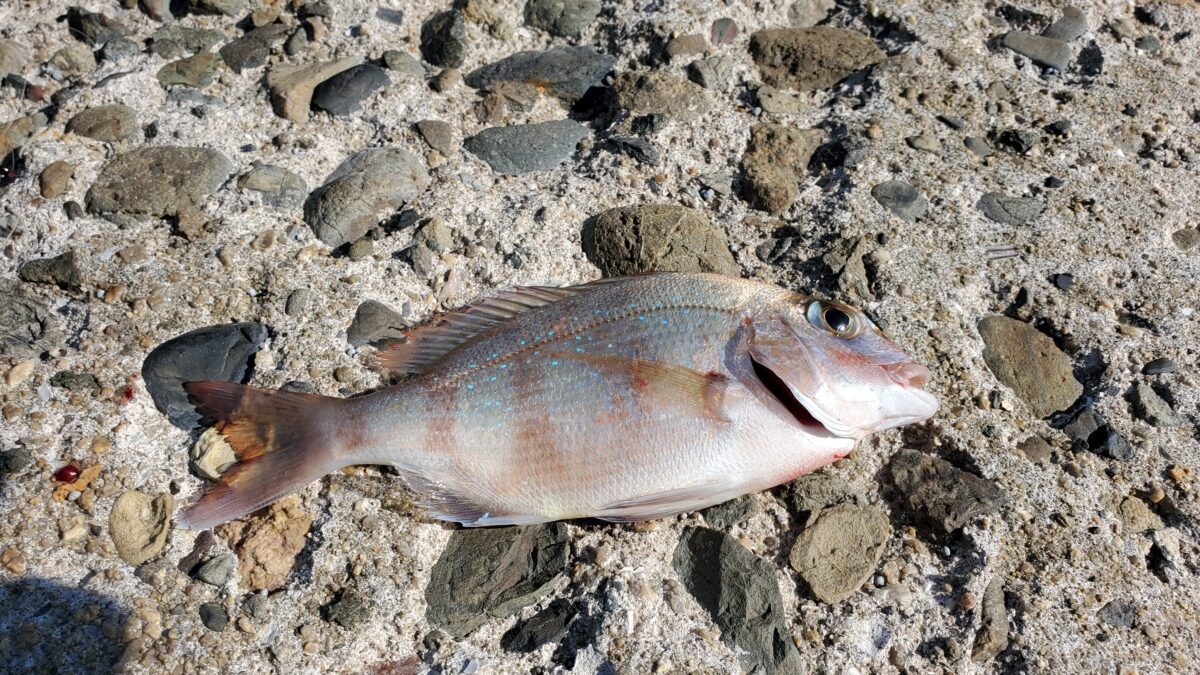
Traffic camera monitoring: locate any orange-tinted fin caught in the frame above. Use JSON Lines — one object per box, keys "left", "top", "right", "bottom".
{"left": 177, "top": 381, "right": 346, "bottom": 530}
{"left": 375, "top": 276, "right": 638, "bottom": 374}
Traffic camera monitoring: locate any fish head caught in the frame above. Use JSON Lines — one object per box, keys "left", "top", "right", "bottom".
{"left": 746, "top": 297, "right": 938, "bottom": 440}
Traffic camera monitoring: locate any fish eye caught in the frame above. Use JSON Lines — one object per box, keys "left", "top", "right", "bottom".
{"left": 806, "top": 301, "right": 864, "bottom": 339}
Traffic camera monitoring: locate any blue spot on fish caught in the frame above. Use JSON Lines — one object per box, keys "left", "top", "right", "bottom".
{"left": 551, "top": 360, "right": 559, "bottom": 366}
{"left": 466, "top": 383, "right": 475, "bottom": 390}
{"left": 500, "top": 363, "right": 508, "bottom": 369}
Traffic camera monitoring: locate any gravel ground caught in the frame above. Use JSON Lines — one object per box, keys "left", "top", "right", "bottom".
{"left": 1, "top": 0, "right": 1198, "bottom": 673}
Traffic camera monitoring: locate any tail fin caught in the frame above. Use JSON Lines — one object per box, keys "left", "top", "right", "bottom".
{"left": 178, "top": 381, "right": 346, "bottom": 530}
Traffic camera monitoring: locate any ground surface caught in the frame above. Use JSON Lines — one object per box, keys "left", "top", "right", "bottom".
{"left": 1, "top": 0, "right": 1198, "bottom": 673}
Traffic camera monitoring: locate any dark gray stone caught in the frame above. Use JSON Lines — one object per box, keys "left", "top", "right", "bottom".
{"left": 978, "top": 315, "right": 1081, "bottom": 417}
{"left": 501, "top": 599, "right": 573, "bottom": 653}
{"left": 100, "top": 37, "right": 140, "bottom": 62}
{"left": 0, "top": 283, "right": 58, "bottom": 358}
{"left": 0, "top": 447, "right": 34, "bottom": 478}
{"left": 219, "top": 23, "right": 289, "bottom": 73}
{"left": 199, "top": 603, "right": 228, "bottom": 632}
{"left": 237, "top": 164, "right": 307, "bottom": 209}
{"left": 1063, "top": 408, "right": 1134, "bottom": 460}
{"left": 998, "top": 129, "right": 1039, "bottom": 154}
{"left": 1098, "top": 600, "right": 1135, "bottom": 628}
{"left": 347, "top": 300, "right": 407, "bottom": 347}
{"left": 464, "top": 120, "right": 588, "bottom": 175}
{"left": 66, "top": 7, "right": 126, "bottom": 46}
{"left": 871, "top": 180, "right": 928, "bottom": 221}
{"left": 151, "top": 26, "right": 224, "bottom": 60}
{"left": 18, "top": 251, "right": 82, "bottom": 291}
{"left": 1135, "top": 35, "right": 1161, "bottom": 51}
{"left": 324, "top": 588, "right": 371, "bottom": 629}
{"left": 196, "top": 553, "right": 236, "bottom": 586}
{"left": 750, "top": 27, "right": 884, "bottom": 92}
{"left": 673, "top": 527, "right": 802, "bottom": 675}
{"left": 303, "top": 147, "right": 430, "bottom": 248}
{"left": 700, "top": 496, "right": 758, "bottom": 530}
{"left": 524, "top": 0, "right": 601, "bottom": 38}
{"left": 420, "top": 10, "right": 468, "bottom": 68}
{"left": 1001, "top": 31, "right": 1071, "bottom": 71}
{"left": 608, "top": 135, "right": 661, "bottom": 166}
{"left": 977, "top": 192, "right": 1044, "bottom": 226}
{"left": 1142, "top": 358, "right": 1177, "bottom": 375}
{"left": 582, "top": 205, "right": 738, "bottom": 277}
{"left": 312, "top": 63, "right": 389, "bottom": 116}
{"left": 1128, "top": 382, "right": 1182, "bottom": 428}
{"left": 66, "top": 105, "right": 138, "bottom": 142}
{"left": 141, "top": 322, "right": 268, "bottom": 430}
{"left": 87, "top": 146, "right": 232, "bottom": 218}
{"left": 425, "top": 523, "right": 567, "bottom": 638}
{"left": 50, "top": 371, "right": 99, "bottom": 394}
{"left": 784, "top": 472, "right": 864, "bottom": 514}
{"left": 888, "top": 450, "right": 1008, "bottom": 534}
{"left": 465, "top": 46, "right": 615, "bottom": 103}
{"left": 964, "top": 136, "right": 992, "bottom": 158}
{"left": 1043, "top": 7, "right": 1088, "bottom": 41}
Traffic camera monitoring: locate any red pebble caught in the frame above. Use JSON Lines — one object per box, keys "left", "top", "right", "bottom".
{"left": 123, "top": 386, "right": 135, "bottom": 402}
{"left": 53, "top": 464, "right": 81, "bottom": 483}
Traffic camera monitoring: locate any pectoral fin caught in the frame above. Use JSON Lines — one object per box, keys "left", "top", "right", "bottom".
{"left": 595, "top": 480, "right": 739, "bottom": 522}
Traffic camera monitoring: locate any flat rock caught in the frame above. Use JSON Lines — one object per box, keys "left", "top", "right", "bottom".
{"left": 1063, "top": 408, "right": 1134, "bottom": 460}
{"left": 87, "top": 146, "right": 232, "bottom": 218}
{"left": 415, "top": 119, "right": 456, "bottom": 156}
{"left": 40, "top": 161, "right": 74, "bottom": 198}
{"left": 582, "top": 204, "right": 738, "bottom": 276}
{"left": 109, "top": 491, "right": 174, "bottom": 566}
{"left": 219, "top": 23, "right": 289, "bottom": 73}
{"left": 303, "top": 147, "right": 430, "bottom": 247}
{"left": 888, "top": 449, "right": 1008, "bottom": 534}
{"left": 740, "top": 122, "right": 824, "bottom": 215}
{"left": 1127, "top": 382, "right": 1182, "bottom": 428}
{"left": 49, "top": 43, "right": 96, "bottom": 79}
{"left": 784, "top": 471, "right": 864, "bottom": 514}
{"left": 420, "top": 10, "right": 468, "bottom": 68}
{"left": 347, "top": 300, "right": 408, "bottom": 347}
{"left": 218, "top": 495, "right": 314, "bottom": 591}
{"left": 789, "top": 503, "right": 891, "bottom": 603}
{"left": 465, "top": 46, "right": 615, "bottom": 103}
{"left": 1043, "top": 7, "right": 1089, "bottom": 42}
{"left": 977, "top": 192, "right": 1044, "bottom": 226}
{"left": 501, "top": 598, "right": 573, "bottom": 653}
{"left": 750, "top": 27, "right": 885, "bottom": 92}
{"left": 612, "top": 71, "right": 711, "bottom": 120}
{"left": 66, "top": 6, "right": 126, "bottom": 46}
{"left": 157, "top": 52, "right": 221, "bottom": 88}
{"left": 0, "top": 38, "right": 31, "bottom": 77}
{"left": 141, "top": 322, "right": 268, "bottom": 430}
{"left": 0, "top": 283, "right": 59, "bottom": 358}
{"left": 464, "top": 119, "right": 588, "bottom": 175}
{"left": 871, "top": 179, "right": 928, "bottom": 221}
{"left": 50, "top": 370, "right": 100, "bottom": 394}
{"left": 311, "top": 63, "right": 390, "bottom": 116}
{"left": 525, "top": 0, "right": 601, "bottom": 38}
{"left": 1001, "top": 31, "right": 1071, "bottom": 71}
{"left": 18, "top": 251, "right": 82, "bottom": 291}
{"left": 237, "top": 164, "right": 307, "bottom": 209}
{"left": 267, "top": 58, "right": 362, "bottom": 122}
{"left": 700, "top": 495, "right": 759, "bottom": 531}
{"left": 66, "top": 105, "right": 137, "bottom": 142}
{"left": 978, "top": 315, "right": 1081, "bottom": 417}
{"left": 688, "top": 55, "right": 735, "bottom": 91}
{"left": 756, "top": 84, "right": 807, "bottom": 113}
{"left": 383, "top": 50, "right": 425, "bottom": 78}
{"left": 196, "top": 553, "right": 237, "bottom": 586}
{"left": 673, "top": 527, "right": 802, "bottom": 675}
{"left": 151, "top": 25, "right": 224, "bottom": 59}
{"left": 972, "top": 577, "right": 1009, "bottom": 661}
{"left": 425, "top": 523, "right": 568, "bottom": 638}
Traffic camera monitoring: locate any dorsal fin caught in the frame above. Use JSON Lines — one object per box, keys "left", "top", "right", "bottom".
{"left": 375, "top": 277, "right": 636, "bottom": 374}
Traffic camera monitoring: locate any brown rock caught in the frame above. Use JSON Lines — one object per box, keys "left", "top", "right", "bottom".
{"left": 266, "top": 58, "right": 361, "bottom": 121}
{"left": 40, "top": 161, "right": 75, "bottom": 198}
{"left": 971, "top": 577, "right": 1009, "bottom": 661}
{"left": 789, "top": 503, "right": 891, "bottom": 603}
{"left": 109, "top": 491, "right": 174, "bottom": 566}
{"left": 750, "top": 27, "right": 885, "bottom": 92}
{"left": 582, "top": 204, "right": 738, "bottom": 276}
{"left": 219, "top": 495, "right": 314, "bottom": 591}
{"left": 977, "top": 315, "right": 1082, "bottom": 417}
{"left": 739, "top": 122, "right": 824, "bottom": 215}
{"left": 611, "top": 71, "right": 712, "bottom": 121}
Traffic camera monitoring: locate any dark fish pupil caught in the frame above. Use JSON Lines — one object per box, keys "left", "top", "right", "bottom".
{"left": 824, "top": 307, "right": 851, "bottom": 332}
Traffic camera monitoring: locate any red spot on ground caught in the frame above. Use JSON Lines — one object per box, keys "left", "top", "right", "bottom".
{"left": 53, "top": 464, "right": 80, "bottom": 482}
{"left": 123, "top": 386, "right": 135, "bottom": 402}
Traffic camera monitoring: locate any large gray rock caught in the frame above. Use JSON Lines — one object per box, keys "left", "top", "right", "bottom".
{"left": 1001, "top": 31, "right": 1071, "bottom": 71}
{"left": 750, "top": 27, "right": 885, "bottom": 91}
{"left": 66, "top": 105, "right": 138, "bottom": 142}
{"left": 582, "top": 205, "right": 738, "bottom": 276}
{"left": 219, "top": 23, "right": 289, "bottom": 73}
{"left": 673, "top": 527, "right": 802, "bottom": 675}
{"left": 888, "top": 450, "right": 1008, "bottom": 534}
{"left": 464, "top": 120, "right": 588, "bottom": 175}
{"left": 524, "top": 0, "right": 601, "bottom": 38}
{"left": 18, "top": 251, "right": 82, "bottom": 291}
{"left": 871, "top": 180, "right": 928, "bottom": 221}
{"left": 304, "top": 148, "right": 430, "bottom": 248}
{"left": 86, "top": 146, "right": 233, "bottom": 218}
{"left": 977, "top": 315, "right": 1081, "bottom": 417}
{"left": 465, "top": 46, "right": 615, "bottom": 103}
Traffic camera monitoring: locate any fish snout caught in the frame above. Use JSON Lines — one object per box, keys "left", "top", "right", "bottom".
{"left": 883, "top": 361, "right": 930, "bottom": 389}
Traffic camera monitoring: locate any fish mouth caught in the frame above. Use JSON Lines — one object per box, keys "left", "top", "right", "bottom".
{"left": 749, "top": 355, "right": 835, "bottom": 438}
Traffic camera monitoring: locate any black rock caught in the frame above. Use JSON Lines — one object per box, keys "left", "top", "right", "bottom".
{"left": 1063, "top": 408, "right": 1134, "bottom": 460}
{"left": 997, "top": 129, "right": 1039, "bottom": 154}
{"left": 18, "top": 251, "right": 82, "bottom": 291}
{"left": 219, "top": 23, "right": 289, "bottom": 73}
{"left": 1077, "top": 41, "right": 1103, "bottom": 76}
{"left": 0, "top": 447, "right": 34, "bottom": 478}
{"left": 1134, "top": 35, "right": 1162, "bottom": 51}
{"left": 465, "top": 46, "right": 615, "bottom": 104}
{"left": 888, "top": 450, "right": 1008, "bottom": 534}
{"left": 1142, "top": 358, "right": 1177, "bottom": 376}
{"left": 500, "top": 599, "right": 573, "bottom": 653}
{"left": 198, "top": 602, "right": 228, "bottom": 632}
{"left": 424, "top": 524, "right": 567, "bottom": 638}
{"left": 673, "top": 527, "right": 802, "bottom": 675}
{"left": 141, "top": 322, "right": 268, "bottom": 430}
{"left": 347, "top": 300, "right": 407, "bottom": 347}
{"left": 630, "top": 113, "right": 666, "bottom": 136}
{"left": 607, "top": 135, "right": 661, "bottom": 166}
{"left": 420, "top": 10, "right": 468, "bottom": 68}
{"left": 323, "top": 588, "right": 371, "bottom": 629}
{"left": 65, "top": 7, "right": 126, "bottom": 46}
{"left": 1045, "top": 119, "right": 1072, "bottom": 136}
{"left": 1051, "top": 273, "right": 1074, "bottom": 290}
{"left": 50, "top": 371, "right": 100, "bottom": 394}
{"left": 871, "top": 180, "right": 928, "bottom": 221}
{"left": 1135, "top": 6, "right": 1170, "bottom": 30}
{"left": 312, "top": 63, "right": 390, "bottom": 116}
{"left": 1045, "top": 176, "right": 1065, "bottom": 188}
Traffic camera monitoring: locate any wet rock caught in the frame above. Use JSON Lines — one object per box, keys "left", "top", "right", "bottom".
{"left": 304, "top": 147, "right": 430, "bottom": 248}
{"left": 66, "top": 105, "right": 137, "bottom": 142}
{"left": 237, "top": 164, "right": 307, "bottom": 210}
{"left": 50, "top": 371, "right": 99, "bottom": 394}
{"left": 1001, "top": 31, "right": 1070, "bottom": 71}
{"left": 347, "top": 300, "right": 407, "bottom": 347}
{"left": 978, "top": 315, "right": 1081, "bottom": 417}
{"left": 977, "top": 192, "right": 1044, "bottom": 226}
{"left": 416, "top": 119, "right": 456, "bottom": 156}
{"left": 87, "top": 146, "right": 232, "bottom": 219}
{"left": 789, "top": 0, "right": 834, "bottom": 27}
{"left": 1063, "top": 408, "right": 1133, "bottom": 460}
{"left": 267, "top": 58, "right": 361, "bottom": 121}
{"left": 218, "top": 495, "right": 315, "bottom": 591}
{"left": 750, "top": 27, "right": 884, "bottom": 92}
{"left": 109, "top": 491, "right": 174, "bottom": 566}
{"left": 324, "top": 588, "right": 370, "bottom": 629}
{"left": 612, "top": 71, "right": 711, "bottom": 121}
{"left": 141, "top": 322, "right": 267, "bottom": 430}
{"left": 0, "top": 111, "right": 48, "bottom": 158}
{"left": 465, "top": 46, "right": 615, "bottom": 104}
{"left": 383, "top": 50, "right": 424, "bottom": 78}
{"left": 156, "top": 52, "right": 221, "bottom": 88}
{"left": 0, "top": 38, "right": 30, "bottom": 77}
{"left": 789, "top": 503, "right": 890, "bottom": 604}
{"left": 687, "top": 55, "right": 735, "bottom": 91}
{"left": 888, "top": 449, "right": 1008, "bottom": 534}
{"left": 1128, "top": 382, "right": 1182, "bottom": 428}
{"left": 425, "top": 523, "right": 568, "bottom": 637}
{"left": 673, "top": 527, "right": 802, "bottom": 675}
{"left": 66, "top": 7, "right": 126, "bottom": 46}
{"left": 312, "top": 63, "right": 390, "bottom": 116}
{"left": 0, "top": 283, "right": 58, "bottom": 358}
{"left": 739, "top": 122, "right": 824, "bottom": 215}
{"left": 524, "top": 0, "right": 601, "bottom": 38}
{"left": 608, "top": 135, "right": 661, "bottom": 166}
{"left": 871, "top": 180, "right": 928, "bottom": 221}
{"left": 421, "top": 10, "right": 468, "bottom": 68}
{"left": 1043, "top": 7, "right": 1089, "bottom": 42}
{"left": 196, "top": 553, "right": 237, "bottom": 586}
{"left": 219, "top": 23, "right": 289, "bottom": 73}
{"left": 700, "top": 496, "right": 758, "bottom": 531}
{"left": 501, "top": 599, "right": 573, "bottom": 653}
{"left": 198, "top": 603, "right": 228, "bottom": 631}
{"left": 1142, "top": 358, "right": 1177, "bottom": 375}
{"left": 971, "top": 577, "right": 1009, "bottom": 661}
{"left": 151, "top": 26, "right": 224, "bottom": 60}
{"left": 18, "top": 251, "right": 82, "bottom": 291}
{"left": 582, "top": 205, "right": 738, "bottom": 276}
{"left": 464, "top": 120, "right": 588, "bottom": 175}
{"left": 784, "top": 472, "right": 864, "bottom": 514}
{"left": 49, "top": 43, "right": 96, "bottom": 79}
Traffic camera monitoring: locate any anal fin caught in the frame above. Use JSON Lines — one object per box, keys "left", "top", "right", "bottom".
{"left": 595, "top": 479, "right": 738, "bottom": 523}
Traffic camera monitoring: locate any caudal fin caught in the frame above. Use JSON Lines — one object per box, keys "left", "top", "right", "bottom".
{"left": 178, "top": 381, "right": 346, "bottom": 530}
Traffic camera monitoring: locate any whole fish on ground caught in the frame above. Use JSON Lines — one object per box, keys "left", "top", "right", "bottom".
{"left": 177, "top": 273, "right": 937, "bottom": 529}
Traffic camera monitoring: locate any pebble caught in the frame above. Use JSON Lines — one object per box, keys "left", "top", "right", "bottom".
{"left": 582, "top": 204, "right": 738, "bottom": 277}
{"left": 432, "top": 66, "right": 461, "bottom": 92}
{"left": 420, "top": 10, "right": 468, "bottom": 68}
{"left": 285, "top": 289, "right": 312, "bottom": 317}
{"left": 1046, "top": 120, "right": 1073, "bottom": 138}
{"left": 1001, "top": 31, "right": 1071, "bottom": 71}
{"left": 87, "top": 146, "right": 232, "bottom": 219}
{"left": 100, "top": 37, "right": 139, "bottom": 62}
{"left": 1043, "top": 7, "right": 1089, "bottom": 42}
{"left": 266, "top": 58, "right": 361, "bottom": 121}
{"left": 612, "top": 71, "right": 711, "bottom": 121}
{"left": 0, "top": 447, "right": 34, "bottom": 477}
{"left": 699, "top": 495, "right": 759, "bottom": 530}
{"left": 977, "top": 192, "right": 1044, "bottom": 226}
{"left": 109, "top": 491, "right": 174, "bottom": 566}
{"left": 750, "top": 27, "right": 884, "bottom": 92}
{"left": 687, "top": 55, "right": 736, "bottom": 91}
{"left": 673, "top": 528, "right": 802, "bottom": 674}
{"left": 464, "top": 119, "right": 588, "bottom": 175}
{"left": 888, "top": 449, "right": 1008, "bottom": 534}
{"left": 465, "top": 45, "right": 615, "bottom": 104}
{"left": 789, "top": 503, "right": 891, "bottom": 603}
{"left": 383, "top": 50, "right": 425, "bottom": 78}
{"left": 50, "top": 370, "right": 100, "bottom": 394}
{"left": 740, "top": 123, "right": 824, "bottom": 215}
{"left": 1017, "top": 436, "right": 1054, "bottom": 462}
{"left": 199, "top": 603, "right": 228, "bottom": 632}
{"left": 311, "top": 63, "right": 390, "bottom": 116}
{"left": 964, "top": 136, "right": 993, "bottom": 158}
{"left": 324, "top": 588, "right": 371, "bottom": 629}
{"left": 48, "top": 43, "right": 96, "bottom": 79}
{"left": 789, "top": 0, "right": 834, "bottom": 27}
{"left": 151, "top": 26, "right": 224, "bottom": 60}
{"left": 66, "top": 6, "right": 126, "bottom": 46}
{"left": 871, "top": 180, "right": 928, "bottom": 222}
{"left": 977, "top": 315, "right": 1081, "bottom": 416}
{"left": 501, "top": 599, "right": 574, "bottom": 653}
{"left": 190, "top": 427, "right": 236, "bottom": 480}
{"left": 1098, "top": 600, "right": 1135, "bottom": 629}
{"left": 425, "top": 523, "right": 567, "bottom": 637}
{"left": 755, "top": 85, "right": 806, "bottom": 114}
{"left": 141, "top": 322, "right": 267, "bottom": 429}
{"left": 1063, "top": 408, "right": 1134, "bottom": 460}
{"left": 157, "top": 52, "right": 222, "bottom": 88}
{"left": 905, "top": 133, "right": 943, "bottom": 155}
{"left": 221, "top": 495, "right": 314, "bottom": 591}
{"left": 1128, "top": 382, "right": 1182, "bottom": 428}
{"left": 971, "top": 578, "right": 1009, "bottom": 661}
{"left": 347, "top": 300, "right": 408, "bottom": 347}
{"left": 219, "top": 23, "right": 289, "bottom": 73}
{"left": 1134, "top": 36, "right": 1161, "bottom": 52}
{"left": 997, "top": 129, "right": 1039, "bottom": 154}
{"left": 524, "top": 0, "right": 601, "bottom": 38}
{"left": 66, "top": 105, "right": 138, "bottom": 142}
{"left": 1, "top": 283, "right": 59, "bottom": 358}
{"left": 0, "top": 38, "right": 30, "bottom": 77}
{"left": 608, "top": 135, "right": 661, "bottom": 166}
{"left": 415, "top": 119, "right": 456, "bottom": 156}
{"left": 18, "top": 250, "right": 82, "bottom": 291}
{"left": 1142, "top": 358, "right": 1177, "bottom": 375}
{"left": 304, "top": 147, "right": 430, "bottom": 247}
{"left": 196, "top": 553, "right": 237, "bottom": 586}
{"left": 1172, "top": 228, "right": 1200, "bottom": 251}
{"left": 1, "top": 111, "right": 48, "bottom": 157}
{"left": 237, "top": 164, "right": 307, "bottom": 210}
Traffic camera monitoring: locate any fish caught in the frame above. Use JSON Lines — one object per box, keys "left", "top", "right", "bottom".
{"left": 176, "top": 272, "right": 937, "bottom": 529}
